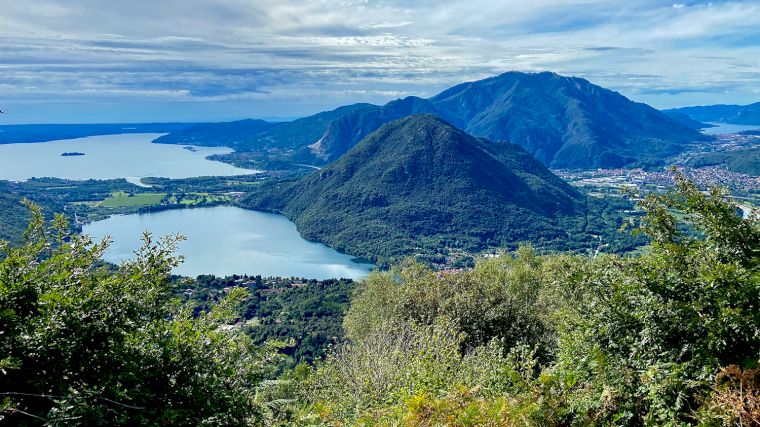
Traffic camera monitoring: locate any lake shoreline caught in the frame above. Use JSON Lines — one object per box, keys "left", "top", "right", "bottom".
{"left": 82, "top": 205, "right": 374, "bottom": 280}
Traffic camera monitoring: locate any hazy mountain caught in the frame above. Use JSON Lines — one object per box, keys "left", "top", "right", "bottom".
{"left": 243, "top": 115, "right": 614, "bottom": 263}
{"left": 308, "top": 71, "right": 706, "bottom": 169}
{"left": 0, "top": 123, "right": 196, "bottom": 145}
{"left": 665, "top": 102, "right": 760, "bottom": 125}
{"left": 153, "top": 119, "right": 272, "bottom": 148}
{"left": 662, "top": 111, "right": 714, "bottom": 130}
{"left": 153, "top": 103, "right": 377, "bottom": 153}
{"left": 243, "top": 103, "right": 378, "bottom": 151}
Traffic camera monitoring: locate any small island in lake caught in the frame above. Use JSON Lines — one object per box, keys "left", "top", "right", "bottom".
{"left": 182, "top": 146, "right": 198, "bottom": 152}
{"left": 61, "top": 152, "right": 85, "bottom": 157}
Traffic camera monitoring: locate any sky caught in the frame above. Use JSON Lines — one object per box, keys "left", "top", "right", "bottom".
{"left": 1, "top": 0, "right": 759, "bottom": 124}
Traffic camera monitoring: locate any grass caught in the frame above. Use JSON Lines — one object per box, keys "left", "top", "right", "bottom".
{"left": 167, "top": 193, "right": 231, "bottom": 205}
{"left": 98, "top": 192, "right": 165, "bottom": 208}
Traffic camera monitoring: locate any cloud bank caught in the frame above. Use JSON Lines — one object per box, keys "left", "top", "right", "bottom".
{"left": 0, "top": 0, "right": 759, "bottom": 123}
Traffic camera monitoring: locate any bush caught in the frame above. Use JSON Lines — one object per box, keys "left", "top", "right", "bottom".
{"left": 0, "top": 206, "right": 286, "bottom": 426}
{"left": 303, "top": 173, "right": 760, "bottom": 426}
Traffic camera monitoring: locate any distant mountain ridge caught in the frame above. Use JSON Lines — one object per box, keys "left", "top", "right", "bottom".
{"left": 665, "top": 102, "right": 760, "bottom": 125}
{"left": 243, "top": 114, "right": 630, "bottom": 263}
{"left": 157, "top": 71, "right": 707, "bottom": 169}
{"left": 152, "top": 119, "right": 273, "bottom": 148}
{"left": 154, "top": 103, "right": 377, "bottom": 151}
{"left": 0, "top": 123, "right": 196, "bottom": 144}
{"left": 662, "top": 111, "right": 714, "bottom": 130}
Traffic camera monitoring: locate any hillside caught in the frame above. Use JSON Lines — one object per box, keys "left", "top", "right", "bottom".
{"left": 157, "top": 72, "right": 706, "bottom": 169}
{"left": 307, "top": 96, "right": 448, "bottom": 162}
{"left": 152, "top": 119, "right": 273, "bottom": 148}
{"left": 667, "top": 102, "right": 760, "bottom": 124}
{"left": 243, "top": 114, "right": 630, "bottom": 263}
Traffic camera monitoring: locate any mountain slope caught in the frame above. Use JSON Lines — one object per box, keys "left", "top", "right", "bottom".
{"left": 307, "top": 96, "right": 451, "bottom": 162}
{"left": 244, "top": 103, "right": 378, "bottom": 151}
{"left": 666, "top": 102, "right": 760, "bottom": 125}
{"left": 428, "top": 72, "right": 707, "bottom": 168}
{"left": 157, "top": 72, "right": 705, "bottom": 170}
{"left": 243, "top": 115, "right": 620, "bottom": 263}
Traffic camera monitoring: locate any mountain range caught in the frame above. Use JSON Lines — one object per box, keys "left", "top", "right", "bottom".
{"left": 666, "top": 102, "right": 760, "bottom": 125}
{"left": 243, "top": 115, "right": 635, "bottom": 264}
{"left": 156, "top": 71, "right": 707, "bottom": 170}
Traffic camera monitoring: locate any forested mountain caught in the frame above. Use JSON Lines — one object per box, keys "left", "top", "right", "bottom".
{"left": 0, "top": 182, "right": 69, "bottom": 244}
{"left": 667, "top": 102, "right": 760, "bottom": 124}
{"left": 157, "top": 71, "right": 707, "bottom": 169}
{"left": 307, "top": 96, "right": 445, "bottom": 162}
{"left": 428, "top": 72, "right": 707, "bottom": 168}
{"left": 243, "top": 114, "right": 629, "bottom": 263}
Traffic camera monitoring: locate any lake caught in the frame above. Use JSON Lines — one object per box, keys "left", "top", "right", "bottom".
{"left": 0, "top": 133, "right": 256, "bottom": 181}
{"left": 81, "top": 206, "right": 374, "bottom": 280}
{"left": 701, "top": 122, "right": 760, "bottom": 135}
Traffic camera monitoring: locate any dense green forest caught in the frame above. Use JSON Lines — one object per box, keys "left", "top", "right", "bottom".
{"left": 2, "top": 174, "right": 758, "bottom": 425}
{"left": 244, "top": 115, "right": 644, "bottom": 266}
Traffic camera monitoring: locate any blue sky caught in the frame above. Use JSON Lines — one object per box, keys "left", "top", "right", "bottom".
{"left": 1, "top": 0, "right": 759, "bottom": 123}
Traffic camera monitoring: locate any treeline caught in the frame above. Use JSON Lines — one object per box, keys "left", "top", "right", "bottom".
{"left": 1, "top": 175, "right": 758, "bottom": 425}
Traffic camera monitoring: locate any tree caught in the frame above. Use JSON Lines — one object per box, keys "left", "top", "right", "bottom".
{"left": 0, "top": 203, "right": 285, "bottom": 426}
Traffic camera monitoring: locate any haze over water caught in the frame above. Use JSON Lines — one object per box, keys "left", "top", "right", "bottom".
{"left": 0, "top": 133, "right": 255, "bottom": 181}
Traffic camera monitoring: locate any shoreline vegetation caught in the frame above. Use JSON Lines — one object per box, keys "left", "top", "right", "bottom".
{"left": 1, "top": 174, "right": 758, "bottom": 425}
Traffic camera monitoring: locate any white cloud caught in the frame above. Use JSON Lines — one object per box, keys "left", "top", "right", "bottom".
{"left": 0, "top": 0, "right": 758, "bottom": 122}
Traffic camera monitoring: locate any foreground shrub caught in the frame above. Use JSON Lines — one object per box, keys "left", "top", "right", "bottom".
{"left": 305, "top": 174, "right": 760, "bottom": 426}
{"left": 0, "top": 205, "right": 285, "bottom": 426}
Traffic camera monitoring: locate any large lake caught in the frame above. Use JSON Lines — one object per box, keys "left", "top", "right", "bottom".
{"left": 82, "top": 206, "right": 373, "bottom": 280}
{"left": 0, "top": 133, "right": 255, "bottom": 182}
{"left": 702, "top": 122, "right": 760, "bottom": 135}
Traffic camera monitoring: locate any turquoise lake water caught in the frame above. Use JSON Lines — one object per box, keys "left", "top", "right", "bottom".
{"left": 82, "top": 206, "right": 373, "bottom": 279}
